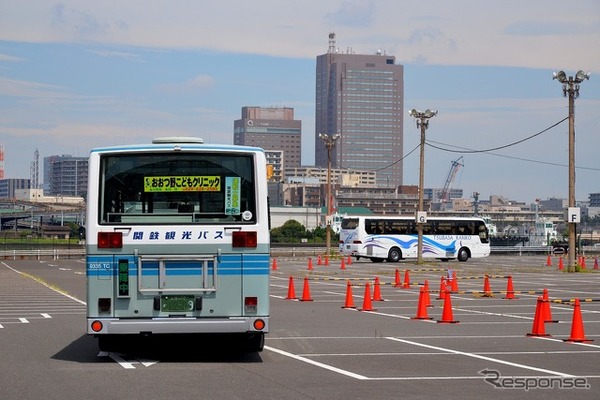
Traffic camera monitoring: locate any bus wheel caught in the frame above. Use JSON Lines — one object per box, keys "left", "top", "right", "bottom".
{"left": 457, "top": 248, "right": 470, "bottom": 262}
{"left": 246, "top": 332, "right": 264, "bottom": 352}
{"left": 387, "top": 247, "right": 401, "bottom": 263}
{"left": 97, "top": 335, "right": 118, "bottom": 352}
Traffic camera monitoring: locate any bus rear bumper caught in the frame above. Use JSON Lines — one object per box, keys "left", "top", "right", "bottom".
{"left": 87, "top": 316, "right": 269, "bottom": 335}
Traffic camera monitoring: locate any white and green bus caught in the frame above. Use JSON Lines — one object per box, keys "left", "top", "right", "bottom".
{"left": 339, "top": 216, "right": 490, "bottom": 262}
{"left": 86, "top": 137, "right": 270, "bottom": 351}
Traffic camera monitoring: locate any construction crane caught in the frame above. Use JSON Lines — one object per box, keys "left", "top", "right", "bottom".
{"left": 440, "top": 156, "right": 464, "bottom": 205}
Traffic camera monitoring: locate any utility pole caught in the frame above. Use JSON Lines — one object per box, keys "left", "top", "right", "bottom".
{"left": 408, "top": 109, "right": 437, "bottom": 264}
{"left": 553, "top": 70, "right": 590, "bottom": 272}
{"left": 319, "top": 133, "right": 340, "bottom": 257}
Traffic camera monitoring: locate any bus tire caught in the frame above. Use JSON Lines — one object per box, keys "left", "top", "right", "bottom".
{"left": 97, "top": 335, "right": 118, "bottom": 352}
{"left": 387, "top": 247, "right": 401, "bottom": 263}
{"left": 457, "top": 248, "right": 470, "bottom": 262}
{"left": 246, "top": 332, "right": 264, "bottom": 352}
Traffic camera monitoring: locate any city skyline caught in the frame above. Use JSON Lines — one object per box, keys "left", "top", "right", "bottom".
{"left": 1, "top": 1, "right": 599, "bottom": 202}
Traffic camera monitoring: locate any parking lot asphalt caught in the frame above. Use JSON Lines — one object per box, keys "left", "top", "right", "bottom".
{"left": 2, "top": 254, "right": 599, "bottom": 399}
{"left": 265, "top": 254, "right": 600, "bottom": 396}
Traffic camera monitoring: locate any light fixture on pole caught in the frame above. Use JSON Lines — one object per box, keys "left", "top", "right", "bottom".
{"left": 553, "top": 70, "right": 590, "bottom": 272}
{"left": 319, "top": 132, "right": 341, "bottom": 257}
{"left": 408, "top": 109, "right": 438, "bottom": 264}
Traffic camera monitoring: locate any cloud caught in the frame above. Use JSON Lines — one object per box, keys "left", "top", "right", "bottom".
{"left": 157, "top": 74, "right": 216, "bottom": 94}
{"left": 49, "top": 2, "right": 128, "bottom": 39}
{"left": 0, "top": 53, "right": 24, "bottom": 62}
{"left": 1, "top": 1, "right": 598, "bottom": 70}
{"left": 86, "top": 49, "right": 142, "bottom": 61}
{"left": 325, "top": 0, "right": 376, "bottom": 27}
{"left": 0, "top": 77, "right": 67, "bottom": 98}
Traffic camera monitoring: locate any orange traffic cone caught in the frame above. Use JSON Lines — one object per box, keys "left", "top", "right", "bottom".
{"left": 317, "top": 255, "right": 322, "bottom": 265}
{"left": 299, "top": 277, "right": 313, "bottom": 302}
{"left": 342, "top": 281, "right": 356, "bottom": 309}
{"left": 437, "top": 291, "right": 459, "bottom": 323}
{"left": 359, "top": 283, "right": 376, "bottom": 311}
{"left": 546, "top": 254, "right": 552, "bottom": 266}
{"left": 564, "top": 299, "right": 593, "bottom": 343}
{"left": 581, "top": 257, "right": 587, "bottom": 269}
{"left": 394, "top": 269, "right": 402, "bottom": 287}
{"left": 272, "top": 258, "right": 278, "bottom": 270}
{"left": 340, "top": 257, "right": 346, "bottom": 270}
{"left": 423, "top": 280, "right": 432, "bottom": 307}
{"left": 594, "top": 257, "right": 598, "bottom": 270}
{"left": 412, "top": 287, "right": 432, "bottom": 320}
{"left": 482, "top": 275, "right": 493, "bottom": 297}
{"left": 527, "top": 297, "right": 551, "bottom": 337}
{"left": 372, "top": 276, "right": 384, "bottom": 301}
{"left": 558, "top": 257, "right": 564, "bottom": 270}
{"left": 285, "top": 276, "right": 297, "bottom": 300}
{"left": 450, "top": 271, "right": 459, "bottom": 293}
{"left": 504, "top": 276, "right": 517, "bottom": 300}
{"left": 324, "top": 255, "right": 329, "bottom": 266}
{"left": 437, "top": 277, "right": 446, "bottom": 300}
{"left": 307, "top": 257, "right": 313, "bottom": 270}
{"left": 347, "top": 256, "right": 352, "bottom": 265}
{"left": 542, "top": 288, "right": 558, "bottom": 323}
{"left": 402, "top": 269, "right": 411, "bottom": 289}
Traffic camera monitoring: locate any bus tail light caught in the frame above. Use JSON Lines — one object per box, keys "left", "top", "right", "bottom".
{"left": 245, "top": 296, "right": 257, "bottom": 314}
{"left": 233, "top": 231, "right": 257, "bottom": 248}
{"left": 98, "top": 232, "right": 123, "bottom": 248}
{"left": 91, "top": 320, "right": 103, "bottom": 332}
{"left": 253, "top": 319, "right": 265, "bottom": 331}
{"left": 353, "top": 240, "right": 362, "bottom": 244}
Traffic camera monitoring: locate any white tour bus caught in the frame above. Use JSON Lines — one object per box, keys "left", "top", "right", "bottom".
{"left": 86, "top": 137, "right": 270, "bottom": 351}
{"left": 339, "top": 216, "right": 490, "bottom": 262}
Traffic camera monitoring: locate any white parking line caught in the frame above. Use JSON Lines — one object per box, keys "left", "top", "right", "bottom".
{"left": 385, "top": 336, "right": 576, "bottom": 377}
{"left": 265, "top": 345, "right": 369, "bottom": 380}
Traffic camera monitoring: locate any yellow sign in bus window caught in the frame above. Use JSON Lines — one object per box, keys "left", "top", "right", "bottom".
{"left": 144, "top": 176, "right": 221, "bottom": 192}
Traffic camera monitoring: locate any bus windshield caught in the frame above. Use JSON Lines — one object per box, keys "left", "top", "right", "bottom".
{"left": 99, "top": 153, "right": 256, "bottom": 225}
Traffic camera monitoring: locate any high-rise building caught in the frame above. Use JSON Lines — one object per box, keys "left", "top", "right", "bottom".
{"left": 0, "top": 178, "right": 30, "bottom": 199}
{"left": 234, "top": 106, "right": 302, "bottom": 180}
{"left": 315, "top": 33, "right": 404, "bottom": 187}
{"left": 44, "top": 155, "right": 88, "bottom": 197}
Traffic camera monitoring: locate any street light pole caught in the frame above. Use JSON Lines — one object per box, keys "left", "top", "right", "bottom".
{"left": 319, "top": 132, "right": 340, "bottom": 257}
{"left": 553, "top": 70, "right": 590, "bottom": 272}
{"left": 408, "top": 109, "right": 437, "bottom": 264}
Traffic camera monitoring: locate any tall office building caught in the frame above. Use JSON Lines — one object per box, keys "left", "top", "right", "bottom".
{"left": 315, "top": 33, "right": 404, "bottom": 187}
{"left": 44, "top": 155, "right": 88, "bottom": 197}
{"left": 234, "top": 106, "right": 302, "bottom": 181}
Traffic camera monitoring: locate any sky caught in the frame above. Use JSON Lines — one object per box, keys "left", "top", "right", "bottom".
{"left": 1, "top": 0, "right": 599, "bottom": 204}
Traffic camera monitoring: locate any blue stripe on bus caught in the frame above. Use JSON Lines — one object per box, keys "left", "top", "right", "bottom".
{"left": 364, "top": 235, "right": 457, "bottom": 253}
{"left": 86, "top": 254, "right": 270, "bottom": 276}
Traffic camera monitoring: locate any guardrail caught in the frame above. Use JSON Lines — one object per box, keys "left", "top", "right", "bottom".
{"left": 0, "top": 246, "right": 597, "bottom": 261}
{"left": 0, "top": 248, "right": 85, "bottom": 260}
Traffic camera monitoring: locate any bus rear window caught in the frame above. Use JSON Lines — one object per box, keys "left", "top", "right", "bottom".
{"left": 99, "top": 153, "right": 256, "bottom": 224}
{"left": 341, "top": 218, "right": 359, "bottom": 230}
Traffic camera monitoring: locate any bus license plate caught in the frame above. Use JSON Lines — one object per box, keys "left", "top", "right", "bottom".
{"left": 161, "top": 295, "right": 195, "bottom": 312}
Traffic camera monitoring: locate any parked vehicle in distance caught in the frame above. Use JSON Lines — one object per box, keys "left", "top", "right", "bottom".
{"left": 339, "top": 216, "right": 490, "bottom": 262}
